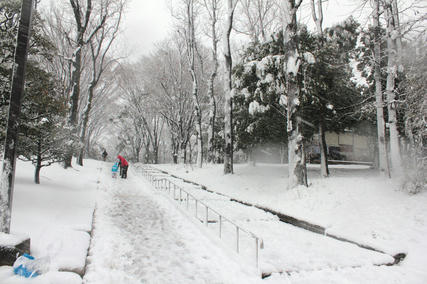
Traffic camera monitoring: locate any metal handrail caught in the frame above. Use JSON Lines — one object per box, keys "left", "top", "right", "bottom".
{"left": 140, "top": 165, "right": 263, "bottom": 268}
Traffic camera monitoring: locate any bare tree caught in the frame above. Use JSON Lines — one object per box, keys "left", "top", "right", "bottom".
{"left": 223, "top": 0, "right": 239, "bottom": 174}
{"left": 185, "top": 0, "right": 203, "bottom": 168}
{"left": 234, "top": 0, "right": 279, "bottom": 43}
{"left": 77, "top": 0, "right": 125, "bottom": 166}
{"left": 63, "top": 0, "right": 108, "bottom": 168}
{"left": 41, "top": 6, "right": 74, "bottom": 104}
{"left": 117, "top": 63, "right": 165, "bottom": 164}
{"left": 202, "top": 0, "right": 221, "bottom": 163}
{"left": 142, "top": 40, "right": 195, "bottom": 164}
{"left": 171, "top": 0, "right": 205, "bottom": 168}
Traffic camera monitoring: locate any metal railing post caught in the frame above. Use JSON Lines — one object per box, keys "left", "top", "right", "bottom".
{"left": 219, "top": 215, "right": 222, "bottom": 238}
{"left": 205, "top": 206, "right": 208, "bottom": 227}
{"left": 236, "top": 226, "right": 239, "bottom": 253}
{"left": 255, "top": 237, "right": 259, "bottom": 268}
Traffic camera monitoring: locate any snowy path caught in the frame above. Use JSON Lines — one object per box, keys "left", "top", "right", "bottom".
{"left": 83, "top": 166, "right": 261, "bottom": 284}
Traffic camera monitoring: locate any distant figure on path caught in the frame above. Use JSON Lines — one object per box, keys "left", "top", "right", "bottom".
{"left": 102, "top": 150, "right": 108, "bottom": 161}
{"left": 117, "top": 155, "right": 129, "bottom": 179}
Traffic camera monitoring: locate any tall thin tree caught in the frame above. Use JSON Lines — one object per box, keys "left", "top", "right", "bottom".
{"left": 223, "top": 0, "right": 238, "bottom": 174}
{"left": 203, "top": 0, "right": 220, "bottom": 163}
{"left": 63, "top": 0, "right": 107, "bottom": 168}
{"left": 282, "top": 0, "right": 307, "bottom": 188}
{"left": 384, "top": 0, "right": 403, "bottom": 175}
{"left": 310, "top": 0, "right": 329, "bottom": 178}
{"left": 185, "top": 0, "right": 203, "bottom": 168}
{"left": 373, "top": 0, "right": 390, "bottom": 176}
{"left": 77, "top": 0, "right": 125, "bottom": 166}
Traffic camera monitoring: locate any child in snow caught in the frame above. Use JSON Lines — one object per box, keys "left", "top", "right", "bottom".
{"left": 111, "top": 162, "right": 119, "bottom": 178}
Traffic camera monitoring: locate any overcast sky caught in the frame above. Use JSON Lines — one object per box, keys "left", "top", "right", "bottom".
{"left": 118, "top": 0, "right": 172, "bottom": 61}
{"left": 114, "top": 0, "right": 378, "bottom": 59}
{"left": 118, "top": 0, "right": 371, "bottom": 61}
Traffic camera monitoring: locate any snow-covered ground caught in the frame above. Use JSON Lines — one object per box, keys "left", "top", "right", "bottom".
{"left": 0, "top": 159, "right": 99, "bottom": 283}
{"left": 0, "top": 159, "right": 426, "bottom": 283}
{"left": 151, "top": 163, "right": 427, "bottom": 283}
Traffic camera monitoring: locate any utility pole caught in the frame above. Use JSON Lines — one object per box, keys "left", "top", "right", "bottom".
{"left": 0, "top": 0, "right": 34, "bottom": 233}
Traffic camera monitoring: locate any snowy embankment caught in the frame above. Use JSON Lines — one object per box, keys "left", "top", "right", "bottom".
{"left": 0, "top": 159, "right": 99, "bottom": 283}
{"left": 152, "top": 163, "right": 427, "bottom": 283}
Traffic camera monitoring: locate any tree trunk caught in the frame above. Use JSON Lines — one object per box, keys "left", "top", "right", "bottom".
{"left": 77, "top": 83, "right": 95, "bottom": 166}
{"left": 191, "top": 74, "right": 202, "bottom": 168}
{"left": 64, "top": 43, "right": 82, "bottom": 168}
{"left": 153, "top": 145, "right": 159, "bottom": 164}
{"left": 207, "top": 0, "right": 219, "bottom": 163}
{"left": 144, "top": 141, "right": 151, "bottom": 164}
{"left": 207, "top": 81, "right": 217, "bottom": 163}
{"left": 34, "top": 136, "right": 42, "bottom": 184}
{"left": 184, "top": 0, "right": 203, "bottom": 168}
{"left": 319, "top": 121, "right": 329, "bottom": 177}
{"left": 0, "top": 0, "right": 34, "bottom": 233}
{"left": 373, "top": 0, "right": 390, "bottom": 177}
{"left": 385, "top": 0, "right": 402, "bottom": 175}
{"left": 172, "top": 138, "right": 179, "bottom": 164}
{"left": 135, "top": 145, "right": 141, "bottom": 163}
{"left": 223, "top": 0, "right": 236, "bottom": 174}
{"left": 310, "top": 0, "right": 328, "bottom": 178}
{"left": 247, "top": 147, "right": 256, "bottom": 166}
{"left": 181, "top": 142, "right": 187, "bottom": 164}
{"left": 283, "top": 0, "right": 306, "bottom": 188}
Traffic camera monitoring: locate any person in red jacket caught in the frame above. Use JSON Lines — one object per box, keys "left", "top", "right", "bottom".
{"left": 117, "top": 155, "right": 129, "bottom": 179}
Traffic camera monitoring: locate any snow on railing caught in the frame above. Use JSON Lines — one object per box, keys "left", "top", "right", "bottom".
{"left": 140, "top": 166, "right": 263, "bottom": 268}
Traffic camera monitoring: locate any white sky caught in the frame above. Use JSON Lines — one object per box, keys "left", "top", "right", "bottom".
{"left": 119, "top": 0, "right": 371, "bottom": 62}
{"left": 118, "top": 0, "right": 173, "bottom": 61}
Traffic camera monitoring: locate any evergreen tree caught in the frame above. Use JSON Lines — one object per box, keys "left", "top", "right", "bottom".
{"left": 0, "top": 0, "right": 67, "bottom": 184}
{"left": 302, "top": 18, "right": 362, "bottom": 160}
{"left": 233, "top": 19, "right": 361, "bottom": 173}
{"left": 19, "top": 64, "right": 68, "bottom": 184}
{"left": 0, "top": 0, "right": 55, "bottom": 142}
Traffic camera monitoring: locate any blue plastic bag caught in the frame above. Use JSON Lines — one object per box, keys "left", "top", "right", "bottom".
{"left": 13, "top": 253, "right": 39, "bottom": 278}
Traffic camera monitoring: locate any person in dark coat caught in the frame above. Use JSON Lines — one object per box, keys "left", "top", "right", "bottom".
{"left": 102, "top": 150, "right": 108, "bottom": 161}
{"left": 117, "top": 155, "right": 129, "bottom": 178}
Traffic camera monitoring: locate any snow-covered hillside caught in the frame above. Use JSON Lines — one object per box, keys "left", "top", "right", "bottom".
{"left": 0, "top": 159, "right": 426, "bottom": 283}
